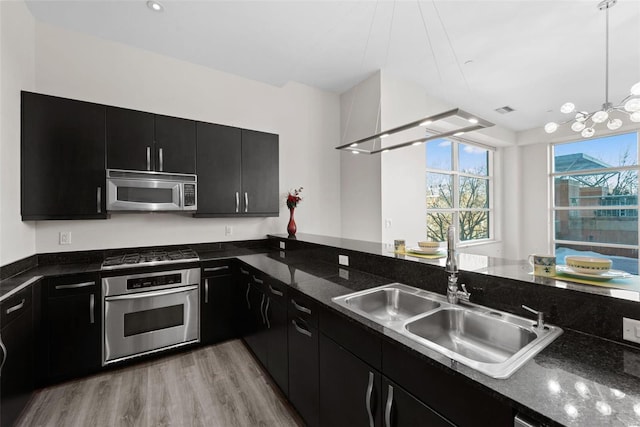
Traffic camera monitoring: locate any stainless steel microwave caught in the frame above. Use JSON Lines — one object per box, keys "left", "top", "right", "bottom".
{"left": 106, "top": 169, "right": 197, "bottom": 212}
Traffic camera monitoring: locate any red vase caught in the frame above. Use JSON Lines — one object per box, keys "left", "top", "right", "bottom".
{"left": 287, "top": 208, "right": 297, "bottom": 236}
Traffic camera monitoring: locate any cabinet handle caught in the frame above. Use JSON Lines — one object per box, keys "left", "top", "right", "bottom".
{"left": 89, "top": 294, "right": 95, "bottom": 324}
{"left": 6, "top": 298, "right": 25, "bottom": 315}
{"left": 385, "top": 384, "right": 394, "bottom": 427}
{"left": 55, "top": 281, "right": 94, "bottom": 290}
{"left": 158, "top": 148, "right": 164, "bottom": 171}
{"left": 292, "top": 319, "right": 312, "bottom": 337}
{"left": 204, "top": 266, "right": 229, "bottom": 272}
{"left": 244, "top": 192, "right": 248, "bottom": 213}
{"left": 245, "top": 283, "right": 251, "bottom": 309}
{"left": 366, "top": 372, "right": 375, "bottom": 427}
{"left": 97, "top": 187, "right": 102, "bottom": 213}
{"left": 269, "top": 284, "right": 283, "bottom": 297}
{"left": 291, "top": 299, "right": 311, "bottom": 314}
{"left": 204, "top": 278, "right": 209, "bottom": 304}
{"left": 235, "top": 192, "right": 239, "bottom": 213}
{"left": 146, "top": 146, "right": 151, "bottom": 171}
{"left": 264, "top": 298, "right": 271, "bottom": 329}
{"left": 0, "top": 334, "right": 7, "bottom": 376}
{"left": 260, "top": 294, "right": 266, "bottom": 325}
{"left": 106, "top": 285, "right": 198, "bottom": 301}
{"left": 253, "top": 276, "right": 264, "bottom": 285}
{"left": 240, "top": 268, "right": 250, "bottom": 276}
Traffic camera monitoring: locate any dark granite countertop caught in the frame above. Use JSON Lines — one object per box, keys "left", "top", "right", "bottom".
{"left": 3, "top": 242, "right": 640, "bottom": 426}
{"left": 238, "top": 251, "right": 640, "bottom": 427}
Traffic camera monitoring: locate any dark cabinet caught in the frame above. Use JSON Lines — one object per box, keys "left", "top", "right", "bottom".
{"left": 382, "top": 340, "right": 513, "bottom": 427}
{"left": 263, "top": 277, "right": 288, "bottom": 396}
{"left": 21, "top": 91, "right": 107, "bottom": 220}
{"left": 0, "top": 287, "right": 34, "bottom": 427}
{"left": 382, "top": 378, "right": 454, "bottom": 427}
{"left": 288, "top": 291, "right": 319, "bottom": 427}
{"left": 319, "top": 333, "right": 382, "bottom": 427}
{"left": 200, "top": 260, "right": 235, "bottom": 345}
{"left": 41, "top": 274, "right": 101, "bottom": 383}
{"left": 195, "top": 124, "right": 279, "bottom": 217}
{"left": 107, "top": 107, "right": 196, "bottom": 174}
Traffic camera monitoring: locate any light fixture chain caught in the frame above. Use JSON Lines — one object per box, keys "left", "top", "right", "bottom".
{"left": 605, "top": 4, "right": 610, "bottom": 105}
{"left": 417, "top": 0, "right": 443, "bottom": 83}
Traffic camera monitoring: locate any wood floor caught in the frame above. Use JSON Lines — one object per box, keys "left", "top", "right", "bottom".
{"left": 16, "top": 340, "right": 304, "bottom": 427}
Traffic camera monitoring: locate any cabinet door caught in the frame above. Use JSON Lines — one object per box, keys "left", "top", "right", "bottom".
{"left": 196, "top": 122, "right": 242, "bottom": 215}
{"left": 21, "top": 91, "right": 106, "bottom": 220}
{"left": 201, "top": 262, "right": 235, "bottom": 344}
{"left": 241, "top": 130, "right": 279, "bottom": 215}
{"left": 106, "top": 106, "right": 155, "bottom": 171}
{"left": 155, "top": 115, "right": 196, "bottom": 174}
{"left": 265, "top": 291, "right": 288, "bottom": 396}
{"left": 45, "top": 276, "right": 100, "bottom": 382}
{"left": 235, "top": 265, "right": 253, "bottom": 337}
{"left": 245, "top": 281, "right": 268, "bottom": 366}
{"left": 288, "top": 319, "right": 319, "bottom": 427}
{"left": 382, "top": 378, "right": 454, "bottom": 427}
{"left": 0, "top": 289, "right": 34, "bottom": 427}
{"left": 319, "top": 333, "right": 382, "bottom": 427}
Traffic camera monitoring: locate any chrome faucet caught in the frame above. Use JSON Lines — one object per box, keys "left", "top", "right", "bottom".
{"left": 445, "top": 226, "right": 470, "bottom": 304}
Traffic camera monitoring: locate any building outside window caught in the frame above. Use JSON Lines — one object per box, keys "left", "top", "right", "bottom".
{"left": 425, "top": 139, "right": 493, "bottom": 243}
{"left": 552, "top": 132, "right": 639, "bottom": 274}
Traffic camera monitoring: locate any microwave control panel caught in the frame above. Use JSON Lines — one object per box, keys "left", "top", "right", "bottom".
{"left": 184, "top": 184, "right": 196, "bottom": 207}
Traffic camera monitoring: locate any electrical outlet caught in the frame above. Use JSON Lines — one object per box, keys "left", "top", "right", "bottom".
{"left": 59, "top": 231, "right": 72, "bottom": 245}
{"left": 623, "top": 317, "right": 640, "bottom": 344}
{"left": 279, "top": 241, "right": 286, "bottom": 249}
{"left": 338, "top": 254, "right": 349, "bottom": 266}
{"left": 339, "top": 268, "right": 349, "bottom": 280}
{"left": 225, "top": 226, "right": 233, "bottom": 236}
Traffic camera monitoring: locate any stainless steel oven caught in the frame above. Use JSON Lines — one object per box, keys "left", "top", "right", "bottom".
{"left": 102, "top": 267, "right": 200, "bottom": 365}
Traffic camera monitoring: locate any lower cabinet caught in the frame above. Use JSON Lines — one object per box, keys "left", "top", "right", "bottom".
{"left": 382, "top": 378, "right": 454, "bottom": 427}
{"left": 41, "top": 274, "right": 101, "bottom": 384}
{"left": 319, "top": 332, "right": 383, "bottom": 427}
{"left": 0, "top": 287, "right": 34, "bottom": 427}
{"left": 200, "top": 260, "right": 235, "bottom": 344}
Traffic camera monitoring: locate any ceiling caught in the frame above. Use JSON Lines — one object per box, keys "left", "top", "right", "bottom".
{"left": 24, "top": 0, "right": 640, "bottom": 133}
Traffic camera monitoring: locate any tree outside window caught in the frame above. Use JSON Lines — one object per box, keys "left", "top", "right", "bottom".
{"left": 426, "top": 139, "right": 492, "bottom": 242}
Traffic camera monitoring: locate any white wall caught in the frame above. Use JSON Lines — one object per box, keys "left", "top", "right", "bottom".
{"left": 0, "top": 1, "right": 37, "bottom": 265}
{"left": 339, "top": 72, "right": 382, "bottom": 242}
{"left": 28, "top": 21, "right": 341, "bottom": 253}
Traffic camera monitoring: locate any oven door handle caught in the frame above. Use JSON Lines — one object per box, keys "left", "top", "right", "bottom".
{"left": 105, "top": 285, "right": 198, "bottom": 301}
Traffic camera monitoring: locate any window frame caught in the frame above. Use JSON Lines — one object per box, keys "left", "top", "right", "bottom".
{"left": 550, "top": 130, "right": 640, "bottom": 273}
{"left": 425, "top": 138, "right": 495, "bottom": 244}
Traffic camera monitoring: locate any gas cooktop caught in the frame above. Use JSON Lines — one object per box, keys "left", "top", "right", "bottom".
{"left": 101, "top": 248, "right": 200, "bottom": 270}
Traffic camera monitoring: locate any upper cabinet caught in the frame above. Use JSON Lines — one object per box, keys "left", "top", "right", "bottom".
{"left": 106, "top": 107, "right": 196, "bottom": 174}
{"left": 196, "top": 123, "right": 279, "bottom": 217}
{"left": 21, "top": 92, "right": 107, "bottom": 220}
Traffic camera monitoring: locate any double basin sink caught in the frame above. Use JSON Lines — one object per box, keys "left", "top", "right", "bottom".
{"left": 332, "top": 283, "right": 562, "bottom": 379}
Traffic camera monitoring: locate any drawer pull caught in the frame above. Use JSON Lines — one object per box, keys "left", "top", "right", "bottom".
{"left": 55, "top": 281, "right": 94, "bottom": 290}
{"left": 204, "top": 266, "right": 229, "bottom": 272}
{"left": 269, "top": 285, "right": 283, "bottom": 297}
{"left": 245, "top": 283, "right": 251, "bottom": 309}
{"left": 292, "top": 319, "right": 312, "bottom": 337}
{"left": 240, "top": 268, "right": 250, "bottom": 276}
{"left": 253, "top": 276, "right": 264, "bottom": 284}
{"left": 6, "top": 299, "right": 25, "bottom": 315}
{"left": 291, "top": 299, "right": 311, "bottom": 314}
{"left": 0, "top": 334, "right": 7, "bottom": 375}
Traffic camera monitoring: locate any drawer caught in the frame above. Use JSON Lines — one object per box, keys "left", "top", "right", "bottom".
{"left": 1, "top": 286, "right": 33, "bottom": 330}
{"left": 288, "top": 290, "right": 319, "bottom": 328}
{"left": 201, "top": 259, "right": 233, "bottom": 277}
{"left": 46, "top": 273, "right": 99, "bottom": 298}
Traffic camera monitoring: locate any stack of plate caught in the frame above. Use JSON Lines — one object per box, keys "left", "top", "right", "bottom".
{"left": 407, "top": 241, "right": 445, "bottom": 255}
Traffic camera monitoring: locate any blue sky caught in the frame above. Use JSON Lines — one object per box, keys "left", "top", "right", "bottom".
{"left": 554, "top": 132, "right": 638, "bottom": 168}
{"left": 426, "top": 139, "right": 488, "bottom": 174}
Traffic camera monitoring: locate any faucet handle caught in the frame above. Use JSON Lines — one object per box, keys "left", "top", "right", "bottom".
{"left": 457, "top": 284, "right": 471, "bottom": 302}
{"left": 522, "top": 305, "right": 545, "bottom": 329}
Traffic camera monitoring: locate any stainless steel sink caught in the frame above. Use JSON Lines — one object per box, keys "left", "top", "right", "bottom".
{"left": 332, "top": 283, "right": 562, "bottom": 379}
{"left": 342, "top": 286, "right": 440, "bottom": 324}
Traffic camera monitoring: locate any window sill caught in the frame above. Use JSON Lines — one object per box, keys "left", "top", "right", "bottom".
{"left": 457, "top": 239, "right": 501, "bottom": 249}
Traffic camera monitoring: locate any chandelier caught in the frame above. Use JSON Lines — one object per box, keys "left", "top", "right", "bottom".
{"left": 545, "top": 0, "right": 640, "bottom": 138}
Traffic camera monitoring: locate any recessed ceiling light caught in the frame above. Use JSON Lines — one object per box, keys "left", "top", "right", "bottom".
{"left": 147, "top": 0, "right": 164, "bottom": 12}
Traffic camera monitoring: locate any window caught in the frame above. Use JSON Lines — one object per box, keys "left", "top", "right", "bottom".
{"left": 551, "top": 132, "right": 639, "bottom": 274}
{"left": 426, "top": 139, "right": 493, "bottom": 243}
